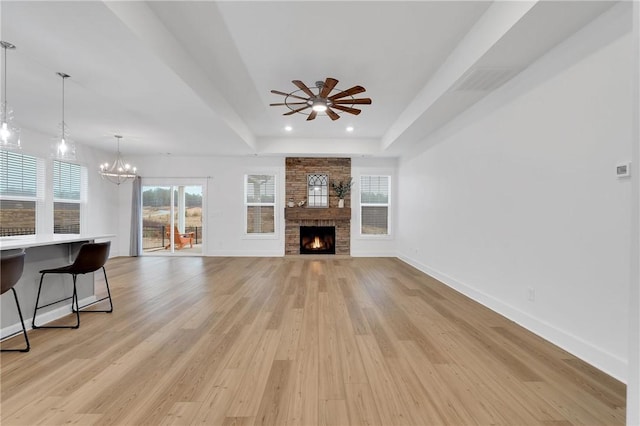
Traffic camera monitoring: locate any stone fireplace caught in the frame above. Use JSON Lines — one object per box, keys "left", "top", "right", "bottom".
{"left": 285, "top": 157, "right": 351, "bottom": 255}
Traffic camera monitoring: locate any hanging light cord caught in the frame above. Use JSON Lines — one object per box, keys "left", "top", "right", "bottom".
{"left": 1, "top": 41, "right": 17, "bottom": 126}
{"left": 2, "top": 43, "right": 7, "bottom": 124}
{"left": 61, "top": 74, "right": 65, "bottom": 139}
{"left": 56, "top": 72, "right": 70, "bottom": 142}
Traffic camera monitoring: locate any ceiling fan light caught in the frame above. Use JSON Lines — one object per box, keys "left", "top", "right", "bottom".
{"left": 271, "top": 78, "right": 370, "bottom": 121}
{"left": 312, "top": 102, "right": 327, "bottom": 112}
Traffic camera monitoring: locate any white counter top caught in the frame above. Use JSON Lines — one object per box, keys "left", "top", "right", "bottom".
{"left": 0, "top": 234, "right": 115, "bottom": 250}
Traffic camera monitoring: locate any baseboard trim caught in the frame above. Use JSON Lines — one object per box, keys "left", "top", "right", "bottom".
{"left": 350, "top": 251, "right": 397, "bottom": 257}
{"left": 397, "top": 253, "right": 628, "bottom": 383}
{"left": 206, "top": 250, "right": 284, "bottom": 257}
{"left": 0, "top": 295, "right": 97, "bottom": 341}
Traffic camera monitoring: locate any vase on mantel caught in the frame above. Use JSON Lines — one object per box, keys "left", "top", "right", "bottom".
{"left": 338, "top": 199, "right": 345, "bottom": 208}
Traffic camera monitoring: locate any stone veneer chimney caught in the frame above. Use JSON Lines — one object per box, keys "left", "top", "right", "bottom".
{"left": 285, "top": 157, "right": 351, "bottom": 255}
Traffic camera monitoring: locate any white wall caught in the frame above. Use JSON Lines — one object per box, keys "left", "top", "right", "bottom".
{"left": 629, "top": 2, "right": 640, "bottom": 423}
{"left": 397, "top": 4, "right": 633, "bottom": 381}
{"left": 118, "top": 155, "right": 400, "bottom": 257}
{"left": 119, "top": 155, "right": 286, "bottom": 257}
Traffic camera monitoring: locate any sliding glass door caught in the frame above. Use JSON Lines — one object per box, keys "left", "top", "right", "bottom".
{"left": 141, "top": 183, "right": 204, "bottom": 255}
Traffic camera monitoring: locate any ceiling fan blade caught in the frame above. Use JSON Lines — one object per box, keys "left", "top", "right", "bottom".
{"left": 283, "top": 105, "right": 311, "bottom": 115}
{"left": 319, "top": 77, "right": 338, "bottom": 98}
{"left": 271, "top": 90, "right": 309, "bottom": 101}
{"left": 329, "top": 85, "right": 366, "bottom": 100}
{"left": 331, "top": 104, "right": 361, "bottom": 115}
{"left": 333, "top": 98, "right": 372, "bottom": 105}
{"left": 326, "top": 108, "right": 340, "bottom": 121}
{"left": 292, "top": 80, "right": 315, "bottom": 98}
{"left": 307, "top": 111, "right": 317, "bottom": 121}
{"left": 270, "top": 102, "right": 307, "bottom": 106}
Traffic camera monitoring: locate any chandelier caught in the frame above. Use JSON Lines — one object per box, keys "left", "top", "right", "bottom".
{"left": 0, "top": 41, "right": 21, "bottom": 150}
{"left": 99, "top": 135, "right": 137, "bottom": 185}
{"left": 53, "top": 72, "right": 76, "bottom": 160}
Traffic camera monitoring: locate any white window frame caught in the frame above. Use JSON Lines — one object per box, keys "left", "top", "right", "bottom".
{"left": 359, "top": 174, "right": 392, "bottom": 238}
{"left": 243, "top": 173, "right": 277, "bottom": 238}
{"left": 0, "top": 150, "right": 45, "bottom": 236}
{"left": 52, "top": 159, "right": 87, "bottom": 235}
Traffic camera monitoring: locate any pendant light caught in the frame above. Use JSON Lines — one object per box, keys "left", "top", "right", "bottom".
{"left": 53, "top": 72, "right": 76, "bottom": 160}
{"left": 0, "top": 41, "right": 21, "bottom": 150}
{"left": 99, "top": 135, "right": 138, "bottom": 185}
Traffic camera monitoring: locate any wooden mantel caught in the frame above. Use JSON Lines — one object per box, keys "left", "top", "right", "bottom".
{"left": 284, "top": 207, "right": 351, "bottom": 221}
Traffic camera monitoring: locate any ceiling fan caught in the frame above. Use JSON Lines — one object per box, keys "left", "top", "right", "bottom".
{"left": 270, "top": 77, "right": 372, "bottom": 121}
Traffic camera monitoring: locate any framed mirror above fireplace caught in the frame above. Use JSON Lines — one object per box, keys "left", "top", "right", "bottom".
{"left": 307, "top": 174, "right": 328, "bottom": 208}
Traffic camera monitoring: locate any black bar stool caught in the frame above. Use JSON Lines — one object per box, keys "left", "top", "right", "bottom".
{"left": 32, "top": 241, "right": 113, "bottom": 329}
{"left": 1, "top": 250, "right": 30, "bottom": 352}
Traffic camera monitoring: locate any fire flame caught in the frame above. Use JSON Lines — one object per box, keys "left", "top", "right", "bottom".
{"left": 312, "top": 236, "right": 322, "bottom": 249}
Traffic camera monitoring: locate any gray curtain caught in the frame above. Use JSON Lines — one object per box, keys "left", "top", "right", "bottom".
{"left": 129, "top": 176, "right": 142, "bottom": 256}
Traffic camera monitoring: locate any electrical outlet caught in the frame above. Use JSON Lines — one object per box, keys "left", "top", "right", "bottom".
{"left": 616, "top": 162, "right": 630, "bottom": 178}
{"left": 527, "top": 287, "right": 535, "bottom": 302}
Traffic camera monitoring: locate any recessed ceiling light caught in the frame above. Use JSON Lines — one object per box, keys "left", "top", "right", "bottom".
{"left": 346, "top": 126, "right": 354, "bottom": 132}
{"left": 284, "top": 126, "right": 292, "bottom": 132}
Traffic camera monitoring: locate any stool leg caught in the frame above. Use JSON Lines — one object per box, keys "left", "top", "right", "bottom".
{"left": 71, "top": 275, "right": 80, "bottom": 329}
{"left": 76, "top": 267, "right": 113, "bottom": 313}
{"left": 103, "top": 267, "right": 114, "bottom": 312}
{"left": 32, "top": 272, "right": 80, "bottom": 329}
{"left": 32, "top": 273, "right": 46, "bottom": 329}
{"left": 13, "top": 288, "right": 30, "bottom": 351}
{"left": 1, "top": 288, "right": 30, "bottom": 352}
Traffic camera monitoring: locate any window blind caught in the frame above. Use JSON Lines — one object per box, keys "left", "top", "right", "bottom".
{"left": 245, "top": 174, "right": 276, "bottom": 234}
{"left": 0, "top": 150, "right": 44, "bottom": 236}
{"left": 53, "top": 160, "right": 82, "bottom": 200}
{"left": 360, "top": 175, "right": 390, "bottom": 235}
{"left": 360, "top": 175, "right": 389, "bottom": 204}
{"left": 246, "top": 175, "right": 275, "bottom": 204}
{"left": 0, "top": 150, "right": 43, "bottom": 199}
{"left": 53, "top": 160, "right": 85, "bottom": 235}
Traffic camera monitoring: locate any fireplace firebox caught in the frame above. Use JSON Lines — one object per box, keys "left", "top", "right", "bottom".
{"left": 300, "top": 226, "right": 335, "bottom": 255}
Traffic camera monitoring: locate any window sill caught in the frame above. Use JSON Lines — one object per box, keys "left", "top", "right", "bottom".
{"left": 242, "top": 233, "right": 279, "bottom": 240}
{"left": 357, "top": 233, "right": 393, "bottom": 240}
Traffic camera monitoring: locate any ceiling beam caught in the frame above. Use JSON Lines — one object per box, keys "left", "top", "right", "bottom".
{"left": 104, "top": 1, "right": 256, "bottom": 151}
{"left": 381, "top": 1, "right": 538, "bottom": 153}
{"left": 257, "top": 137, "right": 381, "bottom": 157}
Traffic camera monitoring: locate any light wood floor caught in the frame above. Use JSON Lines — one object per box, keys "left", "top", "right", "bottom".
{"left": 0, "top": 256, "right": 625, "bottom": 425}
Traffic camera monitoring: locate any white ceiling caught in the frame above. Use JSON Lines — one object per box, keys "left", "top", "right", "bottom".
{"left": 0, "top": 1, "right": 616, "bottom": 158}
